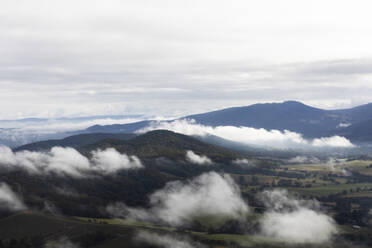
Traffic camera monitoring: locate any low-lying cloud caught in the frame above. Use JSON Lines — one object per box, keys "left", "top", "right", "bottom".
{"left": 233, "top": 158, "right": 256, "bottom": 167}
{"left": 91, "top": 148, "right": 143, "bottom": 172}
{"left": 185, "top": 150, "right": 212, "bottom": 165}
{"left": 0, "top": 182, "right": 26, "bottom": 211}
{"left": 139, "top": 119, "right": 355, "bottom": 149}
{"left": 0, "top": 146, "right": 143, "bottom": 177}
{"left": 107, "top": 172, "right": 248, "bottom": 226}
{"left": 258, "top": 189, "right": 337, "bottom": 244}
{"left": 312, "top": 136, "right": 354, "bottom": 147}
{"left": 288, "top": 155, "right": 321, "bottom": 164}
{"left": 135, "top": 231, "right": 205, "bottom": 248}
{"left": 44, "top": 236, "right": 80, "bottom": 248}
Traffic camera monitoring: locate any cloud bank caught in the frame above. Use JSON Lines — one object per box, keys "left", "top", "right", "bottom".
{"left": 139, "top": 119, "right": 355, "bottom": 149}
{"left": 258, "top": 189, "right": 337, "bottom": 244}
{"left": 185, "top": 150, "right": 212, "bottom": 165}
{"left": 312, "top": 136, "right": 354, "bottom": 147}
{"left": 107, "top": 172, "right": 248, "bottom": 226}
{"left": 0, "top": 146, "right": 143, "bottom": 177}
{"left": 0, "top": 182, "right": 26, "bottom": 211}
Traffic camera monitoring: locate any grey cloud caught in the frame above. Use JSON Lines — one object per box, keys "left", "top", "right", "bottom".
{"left": 1, "top": 1, "right": 372, "bottom": 118}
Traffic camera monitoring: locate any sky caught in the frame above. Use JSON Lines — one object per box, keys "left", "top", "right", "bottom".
{"left": 2, "top": 0, "right": 372, "bottom": 119}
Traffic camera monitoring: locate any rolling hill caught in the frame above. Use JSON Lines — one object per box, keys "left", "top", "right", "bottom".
{"left": 14, "top": 133, "right": 136, "bottom": 152}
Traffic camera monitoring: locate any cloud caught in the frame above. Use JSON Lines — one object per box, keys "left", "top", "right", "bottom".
{"left": 44, "top": 237, "right": 80, "bottom": 248}
{"left": 107, "top": 172, "right": 248, "bottom": 226}
{"left": 185, "top": 150, "right": 212, "bottom": 165}
{"left": 287, "top": 156, "right": 320, "bottom": 164}
{"left": 2, "top": 0, "right": 372, "bottom": 119}
{"left": 139, "top": 119, "right": 355, "bottom": 149}
{"left": 135, "top": 231, "right": 205, "bottom": 248}
{"left": 0, "top": 182, "right": 26, "bottom": 211}
{"left": 91, "top": 148, "right": 143, "bottom": 172}
{"left": 325, "top": 158, "right": 351, "bottom": 176}
{"left": 232, "top": 158, "right": 256, "bottom": 167}
{"left": 258, "top": 189, "right": 337, "bottom": 244}
{"left": 337, "top": 122, "right": 351, "bottom": 128}
{"left": 0, "top": 146, "right": 143, "bottom": 177}
{"left": 312, "top": 136, "right": 355, "bottom": 147}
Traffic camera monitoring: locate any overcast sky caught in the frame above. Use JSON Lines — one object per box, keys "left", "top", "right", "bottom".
{"left": 2, "top": 0, "right": 372, "bottom": 119}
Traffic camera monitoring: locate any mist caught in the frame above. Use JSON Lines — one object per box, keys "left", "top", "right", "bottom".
{"left": 0, "top": 116, "right": 147, "bottom": 147}
{"left": 139, "top": 119, "right": 355, "bottom": 149}
{"left": 0, "top": 182, "right": 26, "bottom": 211}
{"left": 44, "top": 237, "right": 80, "bottom": 248}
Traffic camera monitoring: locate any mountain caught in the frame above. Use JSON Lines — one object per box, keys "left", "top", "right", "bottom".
{"left": 81, "top": 101, "right": 372, "bottom": 141}
{"left": 185, "top": 101, "right": 332, "bottom": 137}
{"left": 8, "top": 101, "right": 372, "bottom": 148}
{"left": 82, "top": 130, "right": 237, "bottom": 161}
{"left": 14, "top": 133, "right": 136, "bottom": 152}
{"left": 3, "top": 130, "right": 248, "bottom": 219}
{"left": 334, "top": 118, "right": 372, "bottom": 142}
{"left": 0, "top": 114, "right": 145, "bottom": 147}
{"left": 85, "top": 120, "right": 151, "bottom": 133}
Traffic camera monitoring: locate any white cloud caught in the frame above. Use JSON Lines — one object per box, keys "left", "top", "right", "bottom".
{"left": 0, "top": 182, "right": 26, "bottom": 211}
{"left": 232, "top": 158, "right": 256, "bottom": 167}
{"left": 139, "top": 119, "right": 355, "bottom": 149}
{"left": 259, "top": 189, "right": 337, "bottom": 244}
{"left": 337, "top": 122, "right": 351, "bottom": 128}
{"left": 185, "top": 150, "right": 212, "bottom": 165}
{"left": 287, "top": 156, "right": 320, "bottom": 164}
{"left": 107, "top": 172, "right": 248, "bottom": 226}
{"left": 91, "top": 148, "right": 143, "bottom": 172}
{"left": 0, "top": 146, "right": 143, "bottom": 177}
{"left": 261, "top": 209, "right": 337, "bottom": 244}
{"left": 135, "top": 231, "right": 205, "bottom": 248}
{"left": 312, "top": 136, "right": 355, "bottom": 147}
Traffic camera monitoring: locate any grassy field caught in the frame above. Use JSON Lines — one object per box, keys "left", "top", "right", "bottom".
{"left": 289, "top": 183, "right": 372, "bottom": 196}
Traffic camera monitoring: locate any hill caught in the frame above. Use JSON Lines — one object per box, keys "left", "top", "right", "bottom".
{"left": 82, "top": 130, "right": 237, "bottom": 161}
{"left": 14, "top": 133, "right": 136, "bottom": 152}
{"left": 0, "top": 212, "right": 143, "bottom": 248}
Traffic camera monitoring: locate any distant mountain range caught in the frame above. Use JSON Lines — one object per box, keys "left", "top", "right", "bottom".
{"left": 81, "top": 101, "right": 372, "bottom": 143}
{"left": 5, "top": 101, "right": 372, "bottom": 149}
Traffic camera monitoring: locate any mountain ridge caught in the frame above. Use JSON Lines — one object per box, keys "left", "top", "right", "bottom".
{"left": 80, "top": 101, "right": 372, "bottom": 141}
